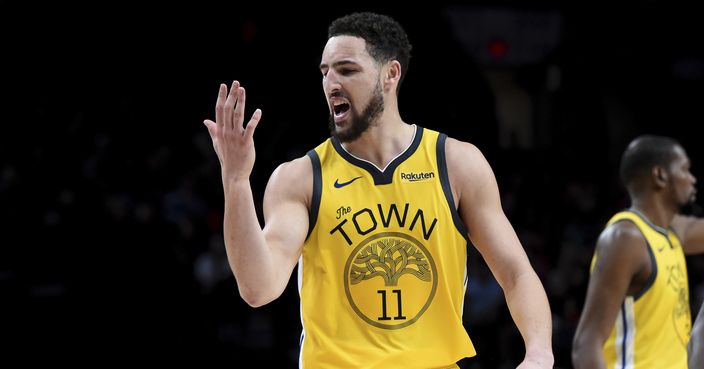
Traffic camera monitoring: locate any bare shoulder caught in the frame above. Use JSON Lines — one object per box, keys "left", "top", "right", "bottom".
{"left": 444, "top": 137, "right": 490, "bottom": 176}
{"left": 444, "top": 137, "right": 497, "bottom": 205}
{"left": 265, "top": 155, "right": 314, "bottom": 207}
{"left": 270, "top": 155, "right": 313, "bottom": 179}
{"left": 445, "top": 137, "right": 493, "bottom": 183}
{"left": 591, "top": 219, "right": 654, "bottom": 295}
{"left": 595, "top": 220, "right": 647, "bottom": 264}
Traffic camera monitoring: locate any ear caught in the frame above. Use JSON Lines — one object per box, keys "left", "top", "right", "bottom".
{"left": 653, "top": 166, "right": 669, "bottom": 188}
{"left": 383, "top": 60, "right": 402, "bottom": 92}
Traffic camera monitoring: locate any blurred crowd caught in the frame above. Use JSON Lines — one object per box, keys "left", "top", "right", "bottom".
{"left": 2, "top": 3, "right": 704, "bottom": 368}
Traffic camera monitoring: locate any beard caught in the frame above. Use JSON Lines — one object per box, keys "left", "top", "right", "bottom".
{"left": 328, "top": 81, "right": 384, "bottom": 143}
{"left": 679, "top": 194, "right": 701, "bottom": 216}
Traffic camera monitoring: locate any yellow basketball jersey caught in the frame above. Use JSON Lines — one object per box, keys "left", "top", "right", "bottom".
{"left": 299, "top": 126, "right": 475, "bottom": 368}
{"left": 596, "top": 210, "right": 690, "bottom": 369}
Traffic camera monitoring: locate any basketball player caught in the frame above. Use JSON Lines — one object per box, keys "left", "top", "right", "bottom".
{"left": 203, "top": 12, "right": 553, "bottom": 368}
{"left": 572, "top": 135, "right": 704, "bottom": 368}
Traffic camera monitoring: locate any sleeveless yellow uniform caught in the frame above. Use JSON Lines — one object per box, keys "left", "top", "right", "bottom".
{"left": 299, "top": 126, "right": 475, "bottom": 368}
{"left": 596, "top": 210, "right": 691, "bottom": 369}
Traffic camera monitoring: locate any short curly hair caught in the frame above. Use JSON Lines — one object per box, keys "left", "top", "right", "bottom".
{"left": 620, "top": 135, "right": 681, "bottom": 189}
{"left": 328, "top": 12, "right": 412, "bottom": 92}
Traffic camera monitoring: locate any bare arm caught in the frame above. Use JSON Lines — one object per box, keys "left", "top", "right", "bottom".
{"left": 224, "top": 159, "right": 310, "bottom": 307}
{"left": 672, "top": 214, "right": 704, "bottom": 254}
{"left": 203, "top": 81, "right": 309, "bottom": 307}
{"left": 571, "top": 222, "right": 650, "bottom": 369}
{"left": 690, "top": 302, "right": 704, "bottom": 369}
{"left": 447, "top": 139, "right": 553, "bottom": 368}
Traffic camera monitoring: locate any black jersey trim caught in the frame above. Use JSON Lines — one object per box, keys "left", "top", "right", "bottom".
{"left": 610, "top": 217, "right": 658, "bottom": 301}
{"left": 306, "top": 150, "right": 322, "bottom": 240}
{"left": 636, "top": 239, "right": 657, "bottom": 300}
{"left": 627, "top": 208, "right": 669, "bottom": 236}
{"left": 628, "top": 208, "right": 680, "bottom": 250}
{"left": 437, "top": 133, "right": 469, "bottom": 242}
{"left": 330, "top": 126, "right": 424, "bottom": 185}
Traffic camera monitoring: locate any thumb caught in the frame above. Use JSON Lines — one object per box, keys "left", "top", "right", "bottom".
{"left": 203, "top": 119, "right": 217, "bottom": 137}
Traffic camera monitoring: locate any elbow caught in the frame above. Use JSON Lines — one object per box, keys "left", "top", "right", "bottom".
{"left": 239, "top": 288, "right": 273, "bottom": 308}
{"left": 232, "top": 269, "right": 288, "bottom": 307}
{"left": 571, "top": 334, "right": 589, "bottom": 368}
{"left": 570, "top": 349, "right": 581, "bottom": 368}
{"left": 241, "top": 295, "right": 268, "bottom": 308}
{"left": 237, "top": 284, "right": 279, "bottom": 308}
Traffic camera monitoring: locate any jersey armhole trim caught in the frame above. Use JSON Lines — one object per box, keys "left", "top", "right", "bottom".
{"left": 305, "top": 150, "right": 322, "bottom": 240}
{"left": 436, "top": 133, "right": 469, "bottom": 242}
{"left": 610, "top": 218, "right": 658, "bottom": 301}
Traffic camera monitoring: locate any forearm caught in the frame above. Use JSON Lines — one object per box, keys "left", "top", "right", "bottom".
{"left": 690, "top": 341, "right": 704, "bottom": 369}
{"left": 571, "top": 340, "right": 606, "bottom": 369}
{"left": 223, "top": 180, "right": 281, "bottom": 307}
{"left": 689, "top": 318, "right": 704, "bottom": 368}
{"left": 503, "top": 270, "right": 554, "bottom": 366}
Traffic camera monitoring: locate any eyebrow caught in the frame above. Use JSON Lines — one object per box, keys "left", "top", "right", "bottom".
{"left": 319, "top": 60, "right": 358, "bottom": 71}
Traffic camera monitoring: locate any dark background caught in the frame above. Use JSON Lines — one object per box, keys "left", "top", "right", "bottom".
{"left": 2, "top": 1, "right": 704, "bottom": 367}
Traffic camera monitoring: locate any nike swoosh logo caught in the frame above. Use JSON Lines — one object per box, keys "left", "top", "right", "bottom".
{"left": 334, "top": 176, "right": 363, "bottom": 188}
{"left": 658, "top": 246, "right": 665, "bottom": 252}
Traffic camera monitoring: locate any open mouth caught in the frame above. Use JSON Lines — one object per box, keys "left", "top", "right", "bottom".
{"left": 333, "top": 102, "right": 350, "bottom": 117}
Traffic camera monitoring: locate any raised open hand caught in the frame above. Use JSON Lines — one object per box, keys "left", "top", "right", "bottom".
{"left": 203, "top": 81, "right": 262, "bottom": 185}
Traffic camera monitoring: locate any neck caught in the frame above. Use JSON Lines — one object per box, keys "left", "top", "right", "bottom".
{"left": 341, "top": 110, "right": 413, "bottom": 170}
{"left": 630, "top": 196, "right": 677, "bottom": 229}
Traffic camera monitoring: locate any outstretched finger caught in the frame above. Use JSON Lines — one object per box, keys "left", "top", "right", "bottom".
{"left": 234, "top": 86, "right": 247, "bottom": 129}
{"left": 214, "top": 84, "right": 228, "bottom": 130}
{"left": 244, "top": 108, "right": 262, "bottom": 140}
{"left": 224, "top": 81, "right": 241, "bottom": 131}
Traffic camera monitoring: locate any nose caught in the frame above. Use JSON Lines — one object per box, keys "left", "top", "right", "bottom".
{"left": 324, "top": 70, "right": 342, "bottom": 93}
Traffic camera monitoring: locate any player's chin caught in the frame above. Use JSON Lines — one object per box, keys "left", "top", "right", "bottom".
{"left": 334, "top": 112, "right": 351, "bottom": 125}
{"left": 333, "top": 119, "right": 352, "bottom": 133}
{"left": 688, "top": 187, "right": 697, "bottom": 201}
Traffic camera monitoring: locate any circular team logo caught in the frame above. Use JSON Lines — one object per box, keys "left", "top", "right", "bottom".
{"left": 343, "top": 232, "right": 437, "bottom": 329}
{"left": 667, "top": 264, "right": 691, "bottom": 346}
{"left": 673, "top": 287, "right": 691, "bottom": 346}
{"left": 665, "top": 264, "right": 692, "bottom": 347}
